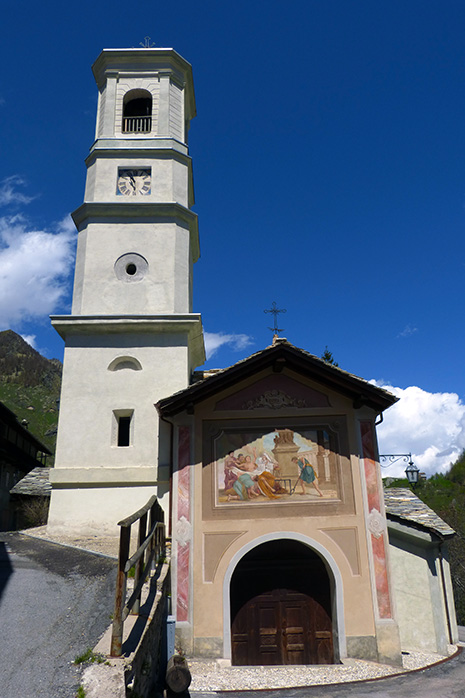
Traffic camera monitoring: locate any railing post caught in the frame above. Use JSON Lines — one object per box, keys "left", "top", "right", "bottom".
{"left": 132, "top": 512, "right": 147, "bottom": 615}
{"left": 149, "top": 502, "right": 155, "bottom": 569}
{"left": 110, "top": 524, "right": 131, "bottom": 657}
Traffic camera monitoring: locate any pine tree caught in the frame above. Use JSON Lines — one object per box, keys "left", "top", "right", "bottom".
{"left": 321, "top": 346, "right": 338, "bottom": 367}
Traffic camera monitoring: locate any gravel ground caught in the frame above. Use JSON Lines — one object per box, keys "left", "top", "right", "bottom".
{"left": 189, "top": 647, "right": 458, "bottom": 691}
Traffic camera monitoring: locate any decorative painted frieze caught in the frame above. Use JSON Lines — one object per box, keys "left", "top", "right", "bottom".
{"left": 242, "top": 389, "right": 307, "bottom": 410}
{"left": 360, "top": 420, "right": 392, "bottom": 620}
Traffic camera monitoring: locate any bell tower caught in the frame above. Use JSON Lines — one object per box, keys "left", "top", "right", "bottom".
{"left": 48, "top": 48, "right": 205, "bottom": 535}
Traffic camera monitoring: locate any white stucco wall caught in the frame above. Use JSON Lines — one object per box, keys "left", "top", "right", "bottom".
{"left": 388, "top": 523, "right": 455, "bottom": 654}
{"left": 84, "top": 156, "right": 190, "bottom": 205}
{"left": 71, "top": 221, "right": 193, "bottom": 316}
{"left": 53, "top": 332, "right": 191, "bottom": 469}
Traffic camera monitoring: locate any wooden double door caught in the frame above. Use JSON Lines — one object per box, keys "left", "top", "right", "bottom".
{"left": 232, "top": 587, "right": 333, "bottom": 665}
{"left": 230, "top": 540, "right": 334, "bottom": 666}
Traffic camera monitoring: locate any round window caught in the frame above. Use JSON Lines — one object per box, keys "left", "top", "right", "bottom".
{"left": 114, "top": 253, "right": 148, "bottom": 282}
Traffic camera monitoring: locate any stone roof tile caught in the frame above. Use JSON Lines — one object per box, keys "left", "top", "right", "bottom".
{"left": 384, "top": 487, "right": 455, "bottom": 537}
{"left": 10, "top": 467, "right": 52, "bottom": 497}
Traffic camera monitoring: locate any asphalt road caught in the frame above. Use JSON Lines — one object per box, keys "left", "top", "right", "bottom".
{"left": 0, "top": 532, "right": 116, "bottom": 698}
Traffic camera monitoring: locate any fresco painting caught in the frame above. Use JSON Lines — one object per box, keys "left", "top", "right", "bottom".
{"left": 215, "top": 428, "right": 339, "bottom": 505}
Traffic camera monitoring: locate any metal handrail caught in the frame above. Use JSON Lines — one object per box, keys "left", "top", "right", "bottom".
{"left": 110, "top": 495, "right": 165, "bottom": 656}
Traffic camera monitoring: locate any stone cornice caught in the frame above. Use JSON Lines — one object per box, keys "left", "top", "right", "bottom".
{"left": 86, "top": 138, "right": 190, "bottom": 161}
{"left": 50, "top": 466, "right": 159, "bottom": 487}
{"left": 51, "top": 314, "right": 206, "bottom": 367}
{"left": 71, "top": 202, "right": 200, "bottom": 262}
{"left": 51, "top": 313, "right": 202, "bottom": 335}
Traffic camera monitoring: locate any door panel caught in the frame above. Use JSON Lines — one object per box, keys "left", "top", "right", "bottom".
{"left": 257, "top": 600, "right": 281, "bottom": 665}
{"left": 281, "top": 600, "right": 306, "bottom": 664}
{"left": 231, "top": 587, "right": 334, "bottom": 666}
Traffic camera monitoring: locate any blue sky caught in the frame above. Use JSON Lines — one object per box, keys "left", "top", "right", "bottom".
{"left": 1, "top": 1, "right": 465, "bottom": 475}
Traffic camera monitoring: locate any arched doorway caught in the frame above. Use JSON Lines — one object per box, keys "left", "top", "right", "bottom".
{"left": 230, "top": 539, "right": 334, "bottom": 666}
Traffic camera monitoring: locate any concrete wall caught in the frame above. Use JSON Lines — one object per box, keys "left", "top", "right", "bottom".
{"left": 388, "top": 520, "right": 458, "bottom": 654}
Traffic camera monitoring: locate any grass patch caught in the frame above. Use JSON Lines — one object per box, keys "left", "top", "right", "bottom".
{"left": 76, "top": 686, "right": 86, "bottom": 698}
{"left": 73, "top": 648, "right": 106, "bottom": 665}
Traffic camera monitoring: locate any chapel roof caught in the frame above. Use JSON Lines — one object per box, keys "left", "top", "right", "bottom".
{"left": 156, "top": 339, "right": 398, "bottom": 417}
{"left": 384, "top": 487, "right": 455, "bottom": 538}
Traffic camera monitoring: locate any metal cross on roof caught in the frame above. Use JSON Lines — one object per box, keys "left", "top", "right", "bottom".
{"left": 264, "top": 301, "right": 287, "bottom": 336}
{"left": 140, "top": 36, "right": 155, "bottom": 48}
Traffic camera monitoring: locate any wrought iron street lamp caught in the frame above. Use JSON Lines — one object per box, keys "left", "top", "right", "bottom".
{"left": 405, "top": 459, "right": 420, "bottom": 488}
{"left": 379, "top": 453, "right": 419, "bottom": 489}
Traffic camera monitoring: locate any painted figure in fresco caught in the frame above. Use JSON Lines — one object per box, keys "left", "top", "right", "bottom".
{"left": 223, "top": 449, "right": 286, "bottom": 501}
{"left": 255, "top": 451, "right": 279, "bottom": 474}
{"left": 227, "top": 470, "right": 260, "bottom": 501}
{"left": 235, "top": 450, "right": 286, "bottom": 500}
{"left": 223, "top": 453, "right": 260, "bottom": 501}
{"left": 224, "top": 451, "right": 239, "bottom": 490}
{"left": 254, "top": 450, "right": 287, "bottom": 498}
{"left": 292, "top": 456, "right": 324, "bottom": 497}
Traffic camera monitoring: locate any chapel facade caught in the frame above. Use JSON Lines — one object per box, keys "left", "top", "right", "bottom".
{"left": 156, "top": 339, "right": 404, "bottom": 665}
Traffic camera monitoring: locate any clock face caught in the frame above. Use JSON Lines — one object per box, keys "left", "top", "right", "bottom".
{"left": 117, "top": 169, "right": 151, "bottom": 196}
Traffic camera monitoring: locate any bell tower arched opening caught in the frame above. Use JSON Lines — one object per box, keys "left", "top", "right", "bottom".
{"left": 122, "top": 89, "right": 152, "bottom": 133}
{"left": 230, "top": 539, "right": 336, "bottom": 666}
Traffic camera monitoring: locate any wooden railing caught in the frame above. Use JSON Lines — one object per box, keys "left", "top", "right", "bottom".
{"left": 110, "top": 495, "right": 165, "bottom": 656}
{"left": 122, "top": 116, "right": 152, "bottom": 133}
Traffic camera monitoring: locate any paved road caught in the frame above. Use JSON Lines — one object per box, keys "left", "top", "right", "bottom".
{"left": 0, "top": 532, "right": 116, "bottom": 698}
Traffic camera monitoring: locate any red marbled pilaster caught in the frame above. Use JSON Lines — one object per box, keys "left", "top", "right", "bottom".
{"left": 176, "top": 425, "right": 191, "bottom": 622}
{"left": 360, "top": 420, "right": 392, "bottom": 619}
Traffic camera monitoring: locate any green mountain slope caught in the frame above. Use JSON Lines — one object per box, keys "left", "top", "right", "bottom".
{"left": 0, "top": 330, "right": 62, "bottom": 463}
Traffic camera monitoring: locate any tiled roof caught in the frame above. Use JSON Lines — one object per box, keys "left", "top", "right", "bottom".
{"left": 158, "top": 339, "right": 398, "bottom": 416}
{"left": 384, "top": 487, "right": 455, "bottom": 538}
{"left": 10, "top": 467, "right": 52, "bottom": 497}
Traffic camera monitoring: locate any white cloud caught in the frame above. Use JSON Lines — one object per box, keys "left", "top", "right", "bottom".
{"left": 374, "top": 382, "right": 465, "bottom": 477}
{"left": 397, "top": 324, "right": 418, "bottom": 338}
{"left": 0, "top": 176, "right": 35, "bottom": 207}
{"left": 204, "top": 331, "right": 253, "bottom": 360}
{"left": 20, "top": 334, "right": 37, "bottom": 349}
{"left": 0, "top": 214, "right": 76, "bottom": 329}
